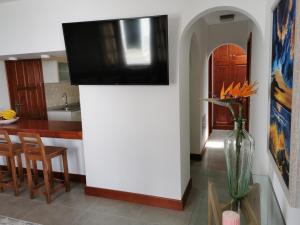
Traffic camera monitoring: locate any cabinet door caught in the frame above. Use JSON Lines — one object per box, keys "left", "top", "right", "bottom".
{"left": 42, "top": 60, "right": 59, "bottom": 83}
{"left": 58, "top": 63, "right": 70, "bottom": 81}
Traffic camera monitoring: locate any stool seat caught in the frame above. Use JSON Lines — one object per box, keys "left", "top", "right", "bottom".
{"left": 27, "top": 146, "right": 67, "bottom": 160}
{"left": 0, "top": 143, "right": 22, "bottom": 155}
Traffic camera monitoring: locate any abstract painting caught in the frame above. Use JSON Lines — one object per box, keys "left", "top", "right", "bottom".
{"left": 269, "top": 0, "right": 296, "bottom": 188}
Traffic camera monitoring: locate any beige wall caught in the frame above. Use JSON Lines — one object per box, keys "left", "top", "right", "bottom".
{"left": 44, "top": 81, "right": 79, "bottom": 108}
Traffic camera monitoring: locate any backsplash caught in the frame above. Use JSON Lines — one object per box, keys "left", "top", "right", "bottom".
{"left": 44, "top": 81, "right": 79, "bottom": 108}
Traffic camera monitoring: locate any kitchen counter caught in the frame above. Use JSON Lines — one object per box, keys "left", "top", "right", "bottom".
{"left": 0, "top": 119, "right": 82, "bottom": 139}
{"left": 47, "top": 103, "right": 81, "bottom": 122}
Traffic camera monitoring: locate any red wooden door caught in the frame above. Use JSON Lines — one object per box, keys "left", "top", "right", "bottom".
{"left": 6, "top": 59, "right": 47, "bottom": 120}
{"left": 212, "top": 45, "right": 247, "bottom": 130}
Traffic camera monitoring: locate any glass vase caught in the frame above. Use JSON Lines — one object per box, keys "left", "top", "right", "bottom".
{"left": 224, "top": 119, "right": 254, "bottom": 201}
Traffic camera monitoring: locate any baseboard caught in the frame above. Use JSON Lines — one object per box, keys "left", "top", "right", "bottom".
{"left": 190, "top": 141, "right": 207, "bottom": 161}
{"left": 52, "top": 171, "right": 86, "bottom": 183}
{"left": 190, "top": 154, "right": 202, "bottom": 161}
{"left": 0, "top": 166, "right": 86, "bottom": 184}
{"left": 182, "top": 178, "right": 192, "bottom": 207}
{"left": 86, "top": 178, "right": 192, "bottom": 211}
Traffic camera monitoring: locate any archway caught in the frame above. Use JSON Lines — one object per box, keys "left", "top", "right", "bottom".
{"left": 182, "top": 7, "right": 261, "bottom": 160}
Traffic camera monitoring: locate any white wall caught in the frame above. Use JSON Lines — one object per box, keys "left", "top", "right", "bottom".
{"left": 207, "top": 20, "right": 249, "bottom": 54}
{"left": 80, "top": 85, "right": 181, "bottom": 198}
{"left": 248, "top": 19, "right": 270, "bottom": 176}
{"left": 0, "top": 61, "right": 10, "bottom": 110}
{"left": 189, "top": 19, "right": 209, "bottom": 155}
{"left": 0, "top": 0, "right": 274, "bottom": 201}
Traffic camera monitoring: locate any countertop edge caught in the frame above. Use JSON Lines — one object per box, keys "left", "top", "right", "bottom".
{"left": 0, "top": 120, "right": 83, "bottom": 140}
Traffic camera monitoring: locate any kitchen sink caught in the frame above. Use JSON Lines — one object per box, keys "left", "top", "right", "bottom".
{"left": 48, "top": 104, "right": 80, "bottom": 112}
{"left": 62, "top": 106, "right": 80, "bottom": 112}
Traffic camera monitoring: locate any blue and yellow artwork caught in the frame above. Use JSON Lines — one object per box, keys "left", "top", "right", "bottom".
{"left": 269, "top": 0, "right": 296, "bottom": 188}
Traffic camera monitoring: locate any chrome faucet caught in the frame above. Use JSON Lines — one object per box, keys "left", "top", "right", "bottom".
{"left": 62, "top": 92, "right": 68, "bottom": 110}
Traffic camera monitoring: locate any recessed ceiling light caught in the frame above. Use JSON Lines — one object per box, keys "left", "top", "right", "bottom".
{"left": 8, "top": 57, "right": 18, "bottom": 61}
{"left": 41, "top": 54, "right": 51, "bottom": 59}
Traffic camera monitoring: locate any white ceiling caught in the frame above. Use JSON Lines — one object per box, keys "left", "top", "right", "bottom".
{"left": 203, "top": 10, "right": 249, "bottom": 25}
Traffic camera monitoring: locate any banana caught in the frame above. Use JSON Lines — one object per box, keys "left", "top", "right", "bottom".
{"left": 0, "top": 109, "right": 16, "bottom": 120}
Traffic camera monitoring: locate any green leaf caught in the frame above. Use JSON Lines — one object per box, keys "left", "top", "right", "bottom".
{"left": 202, "top": 98, "right": 237, "bottom": 120}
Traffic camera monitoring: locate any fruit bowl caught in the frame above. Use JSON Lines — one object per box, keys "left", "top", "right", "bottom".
{"left": 0, "top": 117, "right": 19, "bottom": 125}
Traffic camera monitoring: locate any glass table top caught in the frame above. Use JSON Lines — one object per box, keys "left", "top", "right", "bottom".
{"left": 189, "top": 172, "right": 285, "bottom": 225}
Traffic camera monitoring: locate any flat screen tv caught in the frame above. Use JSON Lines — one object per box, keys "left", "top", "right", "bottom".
{"left": 62, "top": 15, "right": 169, "bottom": 85}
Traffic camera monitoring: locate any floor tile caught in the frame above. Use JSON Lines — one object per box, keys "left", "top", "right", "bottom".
{"left": 21, "top": 204, "right": 85, "bottom": 225}
{"left": 137, "top": 205, "right": 192, "bottom": 225}
{"left": 0, "top": 194, "right": 44, "bottom": 219}
{"left": 74, "top": 210, "right": 149, "bottom": 225}
{"left": 89, "top": 197, "right": 143, "bottom": 218}
{"left": 52, "top": 183, "right": 97, "bottom": 209}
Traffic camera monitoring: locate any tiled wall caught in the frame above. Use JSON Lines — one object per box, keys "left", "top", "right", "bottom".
{"left": 44, "top": 81, "right": 80, "bottom": 108}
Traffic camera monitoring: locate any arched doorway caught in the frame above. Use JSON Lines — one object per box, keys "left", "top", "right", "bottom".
{"left": 208, "top": 43, "right": 250, "bottom": 133}
{"left": 177, "top": 4, "right": 267, "bottom": 197}
{"left": 185, "top": 8, "right": 258, "bottom": 157}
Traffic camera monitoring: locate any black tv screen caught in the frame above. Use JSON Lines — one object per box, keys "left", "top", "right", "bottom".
{"left": 62, "top": 15, "right": 169, "bottom": 85}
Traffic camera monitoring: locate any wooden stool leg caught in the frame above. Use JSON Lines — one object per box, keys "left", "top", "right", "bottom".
{"left": 42, "top": 161, "right": 51, "bottom": 204}
{"left": 17, "top": 154, "right": 24, "bottom": 182}
{"left": 62, "top": 152, "right": 70, "bottom": 192}
{"left": 32, "top": 160, "right": 39, "bottom": 185}
{"left": 47, "top": 159, "right": 54, "bottom": 188}
{"left": 9, "top": 156, "right": 19, "bottom": 196}
{"left": 6, "top": 156, "right": 12, "bottom": 176}
{"left": 25, "top": 157, "right": 34, "bottom": 199}
{"left": 0, "top": 170, "right": 4, "bottom": 192}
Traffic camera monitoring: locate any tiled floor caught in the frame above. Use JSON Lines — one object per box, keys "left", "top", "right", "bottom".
{"left": 0, "top": 130, "right": 230, "bottom": 225}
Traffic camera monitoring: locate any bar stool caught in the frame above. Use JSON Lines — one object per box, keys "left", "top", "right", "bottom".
{"left": 18, "top": 132, "right": 70, "bottom": 204}
{"left": 0, "top": 130, "right": 24, "bottom": 196}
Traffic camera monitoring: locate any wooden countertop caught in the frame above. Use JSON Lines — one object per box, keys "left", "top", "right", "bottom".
{"left": 0, "top": 119, "right": 82, "bottom": 139}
